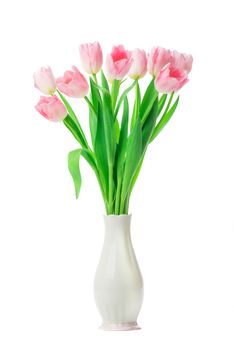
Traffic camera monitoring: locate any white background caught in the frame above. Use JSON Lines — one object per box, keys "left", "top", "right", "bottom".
{"left": 0, "top": 0, "right": 233, "bottom": 349}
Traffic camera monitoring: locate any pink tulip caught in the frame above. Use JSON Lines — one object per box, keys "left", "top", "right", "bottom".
{"left": 155, "top": 64, "right": 188, "bottom": 93}
{"left": 33, "top": 66, "right": 56, "bottom": 95}
{"left": 171, "top": 50, "right": 193, "bottom": 73}
{"left": 147, "top": 47, "right": 171, "bottom": 76}
{"left": 35, "top": 95, "right": 67, "bottom": 122}
{"left": 128, "top": 49, "right": 147, "bottom": 79}
{"left": 56, "top": 66, "right": 89, "bottom": 98}
{"left": 106, "top": 45, "right": 133, "bottom": 81}
{"left": 79, "top": 41, "right": 103, "bottom": 74}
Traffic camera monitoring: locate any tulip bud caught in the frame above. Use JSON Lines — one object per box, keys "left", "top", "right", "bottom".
{"left": 56, "top": 66, "right": 89, "bottom": 98}
{"left": 147, "top": 47, "right": 171, "bottom": 76}
{"left": 35, "top": 95, "right": 67, "bottom": 122}
{"left": 128, "top": 49, "right": 147, "bottom": 80}
{"left": 171, "top": 50, "right": 193, "bottom": 73}
{"left": 106, "top": 45, "right": 133, "bottom": 81}
{"left": 33, "top": 66, "right": 56, "bottom": 95}
{"left": 155, "top": 64, "right": 188, "bottom": 93}
{"left": 79, "top": 42, "right": 103, "bottom": 74}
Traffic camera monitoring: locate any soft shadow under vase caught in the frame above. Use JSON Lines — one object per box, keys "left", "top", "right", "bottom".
{"left": 94, "top": 214, "right": 143, "bottom": 331}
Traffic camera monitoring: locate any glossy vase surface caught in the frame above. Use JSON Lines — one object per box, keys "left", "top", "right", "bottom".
{"left": 94, "top": 214, "right": 143, "bottom": 331}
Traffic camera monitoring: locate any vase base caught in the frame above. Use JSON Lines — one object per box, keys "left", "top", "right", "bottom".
{"left": 99, "top": 322, "right": 141, "bottom": 331}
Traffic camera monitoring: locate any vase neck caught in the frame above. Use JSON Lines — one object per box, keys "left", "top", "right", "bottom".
{"left": 103, "top": 215, "right": 132, "bottom": 238}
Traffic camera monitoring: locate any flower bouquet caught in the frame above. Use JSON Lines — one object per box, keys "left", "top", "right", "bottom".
{"left": 34, "top": 42, "right": 192, "bottom": 330}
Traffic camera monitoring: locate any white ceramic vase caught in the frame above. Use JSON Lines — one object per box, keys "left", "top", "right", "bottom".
{"left": 94, "top": 214, "right": 143, "bottom": 331}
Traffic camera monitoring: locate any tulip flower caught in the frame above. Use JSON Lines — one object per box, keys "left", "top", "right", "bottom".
{"left": 171, "top": 50, "right": 193, "bottom": 73}
{"left": 79, "top": 42, "right": 103, "bottom": 74}
{"left": 106, "top": 45, "right": 133, "bottom": 81}
{"left": 56, "top": 66, "right": 89, "bottom": 98}
{"left": 155, "top": 63, "right": 188, "bottom": 93}
{"left": 33, "top": 66, "right": 56, "bottom": 95}
{"left": 147, "top": 47, "right": 171, "bottom": 77}
{"left": 35, "top": 95, "right": 67, "bottom": 122}
{"left": 128, "top": 49, "right": 147, "bottom": 80}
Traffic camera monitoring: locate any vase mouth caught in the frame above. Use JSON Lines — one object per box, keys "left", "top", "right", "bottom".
{"left": 103, "top": 214, "right": 132, "bottom": 218}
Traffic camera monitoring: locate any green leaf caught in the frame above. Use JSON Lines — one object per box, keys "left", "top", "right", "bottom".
{"left": 114, "top": 80, "right": 137, "bottom": 118}
{"left": 157, "top": 94, "right": 167, "bottom": 116}
{"left": 129, "top": 156, "right": 144, "bottom": 194}
{"left": 91, "top": 82, "right": 109, "bottom": 95}
{"left": 63, "top": 115, "right": 88, "bottom": 149}
{"left": 80, "top": 147, "right": 109, "bottom": 213}
{"left": 100, "top": 71, "right": 117, "bottom": 211}
{"left": 116, "top": 97, "right": 129, "bottom": 181}
{"left": 90, "top": 72, "right": 110, "bottom": 95}
{"left": 124, "top": 156, "right": 144, "bottom": 213}
{"left": 139, "top": 78, "right": 158, "bottom": 124}
{"left": 100, "top": 70, "right": 111, "bottom": 94}
{"left": 150, "top": 96, "right": 180, "bottom": 142}
{"left": 130, "top": 81, "right": 141, "bottom": 130}
{"left": 68, "top": 148, "right": 103, "bottom": 201}
{"left": 114, "top": 97, "right": 129, "bottom": 213}
{"left": 120, "top": 117, "right": 142, "bottom": 208}
{"left": 123, "top": 97, "right": 160, "bottom": 211}
{"left": 89, "top": 78, "right": 100, "bottom": 148}
{"left": 111, "top": 79, "right": 120, "bottom": 110}
{"left": 142, "top": 97, "right": 158, "bottom": 150}
{"left": 57, "top": 90, "right": 78, "bottom": 123}
{"left": 101, "top": 71, "right": 113, "bottom": 114}
{"left": 115, "top": 118, "right": 120, "bottom": 144}
{"left": 80, "top": 149, "right": 97, "bottom": 172}
{"left": 68, "top": 149, "right": 82, "bottom": 199}
{"left": 120, "top": 78, "right": 127, "bottom": 86}
{"left": 84, "top": 96, "right": 97, "bottom": 118}
{"left": 90, "top": 77, "right": 103, "bottom": 105}
{"left": 100, "top": 72, "right": 116, "bottom": 163}
{"left": 57, "top": 91, "right": 89, "bottom": 149}
{"left": 125, "top": 99, "right": 159, "bottom": 207}
{"left": 94, "top": 102, "right": 109, "bottom": 198}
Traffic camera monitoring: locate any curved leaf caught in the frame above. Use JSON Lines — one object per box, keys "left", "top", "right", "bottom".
{"left": 63, "top": 115, "right": 88, "bottom": 149}
{"left": 57, "top": 91, "right": 89, "bottom": 149}
{"left": 130, "top": 81, "right": 141, "bottom": 130}
{"left": 111, "top": 79, "right": 120, "bottom": 110}
{"left": 120, "top": 117, "right": 142, "bottom": 211}
{"left": 68, "top": 149, "right": 82, "bottom": 199}
{"left": 114, "top": 80, "right": 137, "bottom": 118}
{"left": 157, "top": 94, "right": 167, "bottom": 116}
{"left": 114, "top": 97, "right": 129, "bottom": 213}
{"left": 150, "top": 95, "right": 180, "bottom": 142}
{"left": 100, "top": 72, "right": 116, "bottom": 162}
{"left": 139, "top": 78, "right": 158, "bottom": 124}
{"left": 142, "top": 97, "right": 158, "bottom": 150}
{"left": 116, "top": 97, "right": 129, "bottom": 181}
{"left": 94, "top": 103, "right": 109, "bottom": 198}
{"left": 89, "top": 78, "right": 100, "bottom": 148}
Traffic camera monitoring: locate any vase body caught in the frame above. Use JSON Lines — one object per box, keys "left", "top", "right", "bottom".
{"left": 94, "top": 214, "right": 143, "bottom": 331}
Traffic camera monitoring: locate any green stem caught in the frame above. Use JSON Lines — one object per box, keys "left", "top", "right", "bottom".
{"left": 84, "top": 96, "right": 97, "bottom": 117}
{"left": 119, "top": 198, "right": 125, "bottom": 214}
{"left": 88, "top": 163, "right": 109, "bottom": 214}
{"left": 162, "top": 92, "right": 174, "bottom": 117}
{"left": 108, "top": 164, "right": 113, "bottom": 214}
{"left": 130, "top": 80, "right": 140, "bottom": 130}
{"left": 95, "top": 169, "right": 109, "bottom": 213}
{"left": 115, "top": 180, "right": 122, "bottom": 214}
{"left": 92, "top": 74, "right": 98, "bottom": 85}
{"left": 90, "top": 74, "right": 109, "bottom": 212}
{"left": 86, "top": 155, "right": 109, "bottom": 214}
{"left": 111, "top": 80, "right": 120, "bottom": 111}
{"left": 124, "top": 195, "right": 129, "bottom": 214}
